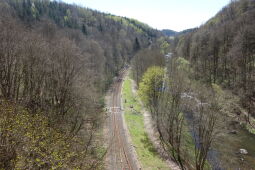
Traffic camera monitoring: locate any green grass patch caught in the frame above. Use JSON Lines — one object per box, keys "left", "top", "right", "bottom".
{"left": 122, "top": 78, "right": 169, "bottom": 170}
{"left": 122, "top": 77, "right": 212, "bottom": 169}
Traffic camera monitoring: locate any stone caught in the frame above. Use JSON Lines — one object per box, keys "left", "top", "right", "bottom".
{"left": 229, "top": 130, "right": 237, "bottom": 134}
{"left": 239, "top": 149, "right": 248, "bottom": 155}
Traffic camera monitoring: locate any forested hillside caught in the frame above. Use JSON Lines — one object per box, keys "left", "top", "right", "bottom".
{"left": 128, "top": 0, "right": 255, "bottom": 169}
{"left": 165, "top": 1, "right": 255, "bottom": 168}
{"left": 174, "top": 0, "right": 255, "bottom": 119}
{"left": 2, "top": 0, "right": 255, "bottom": 169}
{"left": 0, "top": 0, "right": 160, "bottom": 169}
{"left": 162, "top": 29, "right": 178, "bottom": 37}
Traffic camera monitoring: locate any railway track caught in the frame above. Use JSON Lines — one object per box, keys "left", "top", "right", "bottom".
{"left": 107, "top": 69, "right": 137, "bottom": 170}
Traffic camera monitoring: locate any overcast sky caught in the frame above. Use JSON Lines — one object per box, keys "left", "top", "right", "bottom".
{"left": 62, "top": 0, "right": 230, "bottom": 31}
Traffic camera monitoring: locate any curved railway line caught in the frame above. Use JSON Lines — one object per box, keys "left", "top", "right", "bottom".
{"left": 106, "top": 69, "right": 138, "bottom": 170}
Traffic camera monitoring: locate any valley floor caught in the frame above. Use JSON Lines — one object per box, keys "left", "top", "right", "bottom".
{"left": 122, "top": 72, "right": 179, "bottom": 170}
{"left": 104, "top": 70, "right": 140, "bottom": 170}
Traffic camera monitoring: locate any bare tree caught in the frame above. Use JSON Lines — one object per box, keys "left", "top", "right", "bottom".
{"left": 157, "top": 84, "right": 185, "bottom": 169}
{"left": 194, "top": 103, "right": 218, "bottom": 170}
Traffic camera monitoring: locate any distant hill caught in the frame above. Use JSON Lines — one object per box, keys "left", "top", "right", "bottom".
{"left": 161, "top": 29, "right": 178, "bottom": 36}
{"left": 162, "top": 28, "right": 197, "bottom": 37}
{"left": 178, "top": 28, "right": 197, "bottom": 35}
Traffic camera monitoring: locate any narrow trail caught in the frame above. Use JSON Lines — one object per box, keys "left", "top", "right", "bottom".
{"left": 105, "top": 69, "right": 139, "bottom": 170}
{"left": 129, "top": 77, "right": 180, "bottom": 170}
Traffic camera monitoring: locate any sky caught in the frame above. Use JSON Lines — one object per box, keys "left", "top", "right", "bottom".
{"left": 62, "top": 0, "right": 230, "bottom": 32}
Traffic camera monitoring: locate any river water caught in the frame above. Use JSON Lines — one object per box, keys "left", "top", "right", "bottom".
{"left": 184, "top": 111, "right": 255, "bottom": 170}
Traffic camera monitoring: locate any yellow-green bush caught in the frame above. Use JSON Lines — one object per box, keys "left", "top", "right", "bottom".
{"left": 0, "top": 100, "right": 99, "bottom": 169}
{"left": 138, "top": 66, "right": 164, "bottom": 106}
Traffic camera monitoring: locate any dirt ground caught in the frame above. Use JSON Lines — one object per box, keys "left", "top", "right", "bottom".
{"left": 130, "top": 78, "right": 180, "bottom": 170}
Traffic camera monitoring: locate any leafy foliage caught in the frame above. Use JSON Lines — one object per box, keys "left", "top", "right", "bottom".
{"left": 173, "top": 0, "right": 255, "bottom": 118}
{"left": 138, "top": 66, "right": 164, "bottom": 107}
{"left": 0, "top": 100, "right": 103, "bottom": 169}
{"left": 122, "top": 77, "right": 169, "bottom": 169}
{"left": 0, "top": 0, "right": 161, "bottom": 169}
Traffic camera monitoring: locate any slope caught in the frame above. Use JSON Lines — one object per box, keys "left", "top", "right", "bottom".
{"left": 0, "top": 0, "right": 162, "bottom": 169}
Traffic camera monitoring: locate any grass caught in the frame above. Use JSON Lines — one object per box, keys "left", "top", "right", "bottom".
{"left": 122, "top": 77, "right": 169, "bottom": 170}
{"left": 122, "top": 76, "right": 212, "bottom": 170}
{"left": 245, "top": 119, "right": 255, "bottom": 135}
